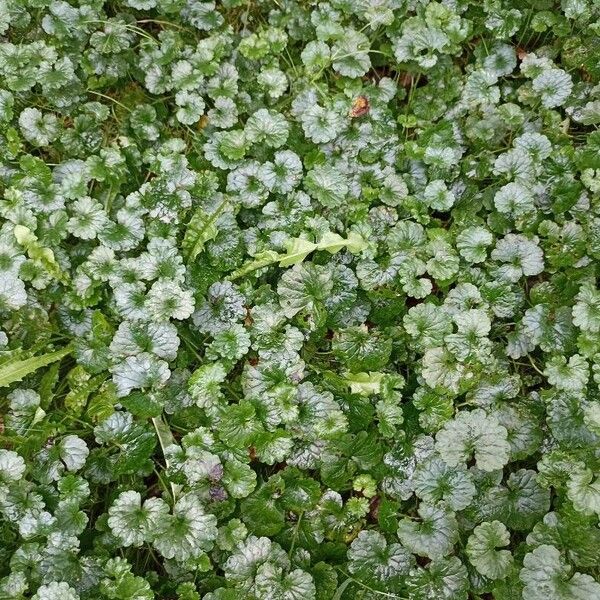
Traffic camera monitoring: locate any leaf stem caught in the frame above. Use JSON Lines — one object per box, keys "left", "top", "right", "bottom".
{"left": 526, "top": 353, "right": 545, "bottom": 376}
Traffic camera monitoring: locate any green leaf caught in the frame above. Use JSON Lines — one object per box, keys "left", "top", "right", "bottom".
{"left": 279, "top": 237, "right": 318, "bottom": 267}
{"left": 347, "top": 530, "right": 412, "bottom": 589}
{"left": 14, "top": 224, "right": 69, "bottom": 284}
{"left": 241, "top": 481, "right": 286, "bottom": 536}
{"left": 435, "top": 409, "right": 510, "bottom": 472}
{"left": 412, "top": 457, "right": 475, "bottom": 511}
{"left": 467, "top": 521, "right": 513, "bottom": 580}
{"left": 153, "top": 493, "right": 217, "bottom": 561}
{"left": 228, "top": 250, "right": 281, "bottom": 281}
{"left": 182, "top": 197, "right": 228, "bottom": 262}
{"left": 223, "top": 459, "right": 257, "bottom": 499}
{"left": 397, "top": 504, "right": 458, "bottom": 560}
{"left": 527, "top": 503, "right": 600, "bottom": 568}
{"left": 480, "top": 469, "right": 550, "bottom": 531}
{"left": 311, "top": 563, "right": 337, "bottom": 600}
{"left": 343, "top": 371, "right": 384, "bottom": 395}
{"left": 405, "top": 557, "right": 469, "bottom": 600}
{"left": 0, "top": 345, "right": 72, "bottom": 388}
{"left": 108, "top": 490, "right": 169, "bottom": 547}
{"left": 566, "top": 465, "right": 600, "bottom": 516}
{"left": 101, "top": 558, "right": 153, "bottom": 600}
{"left": 333, "top": 326, "right": 392, "bottom": 372}
{"left": 520, "top": 545, "right": 600, "bottom": 600}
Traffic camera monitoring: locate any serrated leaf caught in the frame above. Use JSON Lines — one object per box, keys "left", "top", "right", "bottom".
{"left": 0, "top": 345, "right": 72, "bottom": 388}
{"left": 228, "top": 250, "right": 280, "bottom": 281}
{"left": 182, "top": 197, "right": 227, "bottom": 262}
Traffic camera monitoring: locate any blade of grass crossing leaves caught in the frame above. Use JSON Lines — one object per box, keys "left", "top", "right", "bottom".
{"left": 151, "top": 415, "right": 182, "bottom": 503}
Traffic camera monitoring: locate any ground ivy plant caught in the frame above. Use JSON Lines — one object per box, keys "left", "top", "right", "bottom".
{"left": 1, "top": 0, "right": 600, "bottom": 598}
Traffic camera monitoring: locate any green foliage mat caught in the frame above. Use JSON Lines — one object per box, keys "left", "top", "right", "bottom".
{"left": 1, "top": 0, "right": 600, "bottom": 598}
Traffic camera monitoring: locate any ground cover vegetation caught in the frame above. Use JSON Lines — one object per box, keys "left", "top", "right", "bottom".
{"left": 1, "top": 0, "right": 600, "bottom": 598}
